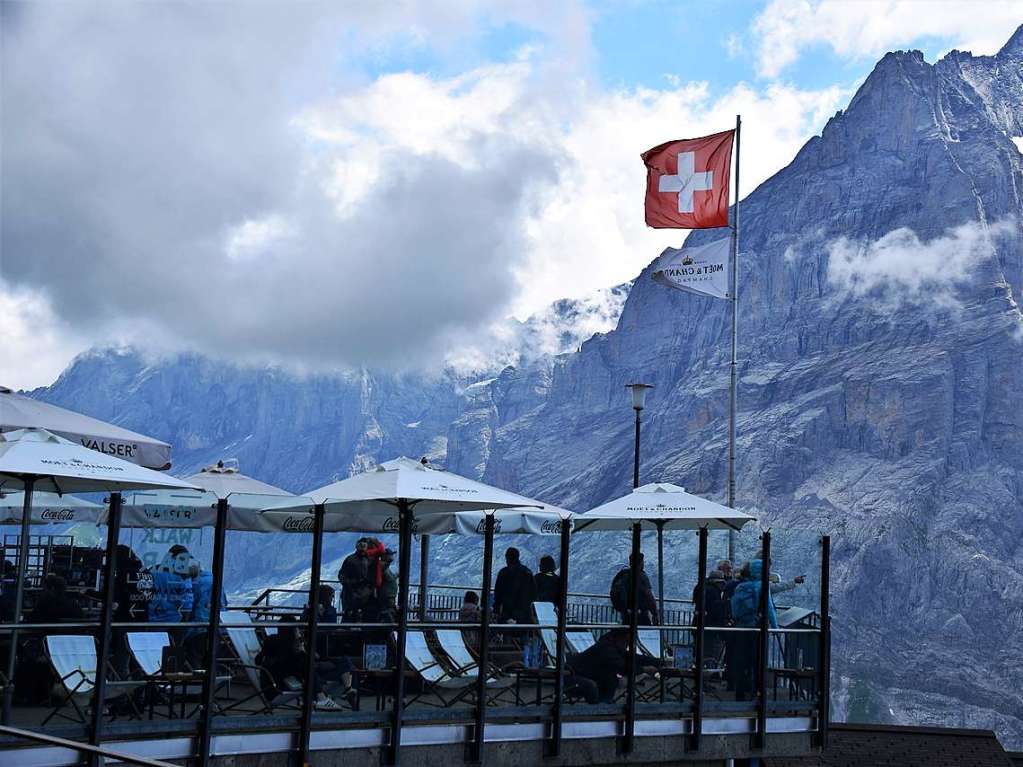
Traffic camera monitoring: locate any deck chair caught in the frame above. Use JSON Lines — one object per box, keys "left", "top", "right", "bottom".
{"left": 220, "top": 610, "right": 300, "bottom": 714}
{"left": 403, "top": 631, "right": 487, "bottom": 707}
{"left": 434, "top": 630, "right": 515, "bottom": 703}
{"left": 638, "top": 628, "right": 663, "bottom": 660}
{"left": 127, "top": 631, "right": 232, "bottom": 710}
{"left": 532, "top": 602, "right": 561, "bottom": 667}
{"left": 42, "top": 635, "right": 143, "bottom": 724}
{"left": 566, "top": 628, "right": 596, "bottom": 655}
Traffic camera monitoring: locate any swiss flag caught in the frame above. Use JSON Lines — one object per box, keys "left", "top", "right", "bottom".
{"left": 641, "top": 129, "right": 734, "bottom": 229}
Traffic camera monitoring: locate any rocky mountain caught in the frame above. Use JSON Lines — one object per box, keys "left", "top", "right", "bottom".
{"left": 24, "top": 29, "right": 1023, "bottom": 746}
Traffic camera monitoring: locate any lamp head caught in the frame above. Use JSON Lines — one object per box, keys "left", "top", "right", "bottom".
{"left": 625, "top": 382, "right": 654, "bottom": 411}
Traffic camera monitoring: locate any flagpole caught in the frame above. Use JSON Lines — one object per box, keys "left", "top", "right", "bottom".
{"left": 727, "top": 114, "right": 741, "bottom": 563}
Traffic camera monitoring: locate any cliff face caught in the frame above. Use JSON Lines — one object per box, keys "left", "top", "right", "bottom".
{"left": 27, "top": 31, "right": 1023, "bottom": 744}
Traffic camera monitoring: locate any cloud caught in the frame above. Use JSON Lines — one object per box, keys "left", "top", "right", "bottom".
{"left": 825, "top": 219, "right": 1016, "bottom": 309}
{"left": 752, "top": 0, "right": 1022, "bottom": 78}
{"left": 2, "top": 2, "right": 850, "bottom": 387}
{"left": 0, "top": 282, "right": 89, "bottom": 390}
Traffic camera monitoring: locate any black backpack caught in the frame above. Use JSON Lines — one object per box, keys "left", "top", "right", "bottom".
{"left": 610, "top": 569, "right": 631, "bottom": 612}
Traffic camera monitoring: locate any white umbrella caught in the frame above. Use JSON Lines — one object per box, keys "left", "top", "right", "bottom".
{"left": 263, "top": 456, "right": 546, "bottom": 519}
{"left": 0, "top": 386, "right": 172, "bottom": 470}
{"left": 574, "top": 482, "right": 756, "bottom": 621}
{"left": 118, "top": 460, "right": 294, "bottom": 528}
{"left": 0, "top": 427, "right": 196, "bottom": 721}
{"left": 0, "top": 490, "right": 103, "bottom": 525}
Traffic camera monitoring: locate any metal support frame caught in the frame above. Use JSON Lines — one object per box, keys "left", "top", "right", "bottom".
{"left": 632, "top": 408, "right": 641, "bottom": 489}
{"left": 622, "top": 522, "right": 641, "bottom": 754}
{"left": 468, "top": 513, "right": 495, "bottom": 763}
{"left": 297, "top": 502, "right": 325, "bottom": 767}
{"left": 547, "top": 518, "right": 571, "bottom": 757}
{"left": 818, "top": 535, "right": 831, "bottom": 748}
{"left": 386, "top": 499, "right": 414, "bottom": 766}
{"left": 690, "top": 526, "right": 708, "bottom": 751}
{"left": 656, "top": 521, "right": 665, "bottom": 626}
{"left": 2, "top": 476, "right": 34, "bottom": 724}
{"left": 196, "top": 497, "right": 229, "bottom": 767}
{"left": 89, "top": 491, "right": 123, "bottom": 767}
{"left": 0, "top": 725, "right": 179, "bottom": 767}
{"left": 726, "top": 113, "right": 742, "bottom": 563}
{"left": 754, "top": 530, "right": 771, "bottom": 750}
{"left": 417, "top": 535, "right": 430, "bottom": 621}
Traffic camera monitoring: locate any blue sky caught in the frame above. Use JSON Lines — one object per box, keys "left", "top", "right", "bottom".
{"left": 2, "top": 0, "right": 1020, "bottom": 388}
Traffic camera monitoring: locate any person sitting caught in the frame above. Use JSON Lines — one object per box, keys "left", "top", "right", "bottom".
{"left": 533, "top": 555, "right": 561, "bottom": 605}
{"left": 256, "top": 615, "right": 354, "bottom": 710}
{"left": 300, "top": 584, "right": 339, "bottom": 658}
{"left": 566, "top": 628, "right": 661, "bottom": 704}
{"left": 610, "top": 553, "right": 658, "bottom": 626}
{"left": 458, "top": 591, "right": 481, "bottom": 650}
{"left": 493, "top": 547, "right": 536, "bottom": 625}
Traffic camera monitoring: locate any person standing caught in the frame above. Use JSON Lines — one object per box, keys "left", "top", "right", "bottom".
{"left": 729, "top": 559, "right": 778, "bottom": 701}
{"left": 493, "top": 547, "right": 536, "bottom": 625}
{"left": 534, "top": 555, "right": 561, "bottom": 605}
{"left": 377, "top": 548, "right": 398, "bottom": 622}
{"left": 338, "top": 538, "right": 373, "bottom": 622}
{"left": 610, "top": 553, "right": 658, "bottom": 625}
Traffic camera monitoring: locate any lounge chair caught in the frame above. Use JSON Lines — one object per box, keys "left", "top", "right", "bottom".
{"left": 42, "top": 635, "right": 143, "bottom": 724}
{"left": 402, "top": 631, "right": 493, "bottom": 707}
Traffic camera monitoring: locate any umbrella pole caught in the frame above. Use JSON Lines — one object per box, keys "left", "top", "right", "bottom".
{"left": 622, "top": 522, "right": 642, "bottom": 755}
{"left": 89, "top": 490, "right": 122, "bottom": 767}
{"left": 297, "top": 502, "right": 325, "bottom": 767}
{"left": 548, "top": 518, "right": 571, "bottom": 758}
{"left": 197, "top": 497, "right": 229, "bottom": 767}
{"left": 417, "top": 535, "right": 430, "bottom": 621}
{"left": 656, "top": 521, "right": 665, "bottom": 625}
{"left": 388, "top": 499, "right": 413, "bottom": 766}
{"left": 469, "top": 513, "right": 495, "bottom": 763}
{"left": 1, "top": 476, "right": 34, "bottom": 723}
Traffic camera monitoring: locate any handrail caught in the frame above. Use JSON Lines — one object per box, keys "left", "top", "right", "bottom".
{"left": 0, "top": 725, "right": 179, "bottom": 767}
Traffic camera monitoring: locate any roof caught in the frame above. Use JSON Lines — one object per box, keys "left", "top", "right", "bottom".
{"left": 768, "top": 723, "right": 1015, "bottom": 767}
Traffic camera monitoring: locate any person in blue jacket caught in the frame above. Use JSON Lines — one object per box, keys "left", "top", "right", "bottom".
{"left": 148, "top": 545, "right": 195, "bottom": 627}
{"left": 184, "top": 559, "right": 227, "bottom": 666}
{"left": 729, "top": 559, "right": 778, "bottom": 700}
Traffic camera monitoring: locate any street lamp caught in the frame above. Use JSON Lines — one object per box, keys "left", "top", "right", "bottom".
{"left": 625, "top": 383, "right": 653, "bottom": 488}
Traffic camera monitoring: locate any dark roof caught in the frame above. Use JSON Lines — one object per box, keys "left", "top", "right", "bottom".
{"left": 1008, "top": 753, "right": 1023, "bottom": 767}
{"left": 768, "top": 723, "right": 1015, "bottom": 767}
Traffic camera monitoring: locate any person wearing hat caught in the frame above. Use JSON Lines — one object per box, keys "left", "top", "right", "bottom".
{"left": 338, "top": 537, "right": 373, "bottom": 622}
{"left": 377, "top": 548, "right": 398, "bottom": 622}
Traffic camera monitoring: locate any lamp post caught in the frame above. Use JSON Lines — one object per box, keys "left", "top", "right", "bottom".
{"left": 626, "top": 383, "right": 653, "bottom": 489}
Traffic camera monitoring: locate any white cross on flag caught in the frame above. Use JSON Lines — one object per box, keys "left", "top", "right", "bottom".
{"left": 642, "top": 129, "right": 734, "bottom": 229}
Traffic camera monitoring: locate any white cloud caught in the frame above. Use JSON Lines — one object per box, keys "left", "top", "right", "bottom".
{"left": 2, "top": 2, "right": 850, "bottom": 384}
{"left": 825, "top": 219, "right": 1016, "bottom": 309}
{"left": 0, "top": 282, "right": 89, "bottom": 390}
{"left": 752, "top": 0, "right": 1022, "bottom": 78}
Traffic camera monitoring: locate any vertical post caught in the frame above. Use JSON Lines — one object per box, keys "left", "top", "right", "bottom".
{"left": 197, "top": 497, "right": 229, "bottom": 767}
{"left": 633, "top": 408, "right": 641, "bottom": 489}
{"left": 691, "top": 527, "right": 708, "bottom": 751}
{"left": 468, "top": 513, "right": 494, "bottom": 764}
{"left": 754, "top": 530, "right": 771, "bottom": 750}
{"left": 656, "top": 521, "right": 665, "bottom": 625}
{"left": 622, "top": 523, "right": 641, "bottom": 754}
{"left": 726, "top": 114, "right": 742, "bottom": 563}
{"left": 417, "top": 535, "right": 430, "bottom": 621}
{"left": 548, "top": 518, "right": 571, "bottom": 757}
{"left": 817, "top": 536, "right": 831, "bottom": 749}
{"left": 88, "top": 491, "right": 122, "bottom": 767}
{"left": 2, "top": 476, "right": 34, "bottom": 724}
{"left": 387, "top": 500, "right": 413, "bottom": 766}
{"left": 296, "top": 503, "right": 325, "bottom": 767}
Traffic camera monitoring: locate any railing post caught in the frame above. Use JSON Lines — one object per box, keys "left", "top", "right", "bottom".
{"left": 196, "top": 497, "right": 229, "bottom": 767}
{"left": 817, "top": 535, "right": 831, "bottom": 749}
{"left": 417, "top": 535, "right": 430, "bottom": 622}
{"left": 296, "top": 502, "right": 325, "bottom": 767}
{"left": 468, "top": 513, "right": 495, "bottom": 764}
{"left": 89, "top": 490, "right": 122, "bottom": 767}
{"left": 2, "top": 475, "right": 34, "bottom": 724}
{"left": 387, "top": 500, "right": 414, "bottom": 766}
{"left": 754, "top": 530, "right": 771, "bottom": 750}
{"left": 547, "top": 518, "right": 571, "bottom": 757}
{"left": 622, "top": 522, "right": 642, "bottom": 754}
{"left": 690, "top": 526, "right": 708, "bottom": 751}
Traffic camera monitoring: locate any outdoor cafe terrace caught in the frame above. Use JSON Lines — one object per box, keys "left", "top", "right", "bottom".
{"left": 0, "top": 470, "right": 832, "bottom": 767}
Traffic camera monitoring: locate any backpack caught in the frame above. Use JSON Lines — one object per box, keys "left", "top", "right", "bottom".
{"left": 610, "top": 569, "right": 630, "bottom": 612}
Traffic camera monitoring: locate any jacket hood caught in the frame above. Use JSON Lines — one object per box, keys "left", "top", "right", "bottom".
{"left": 749, "top": 559, "right": 764, "bottom": 579}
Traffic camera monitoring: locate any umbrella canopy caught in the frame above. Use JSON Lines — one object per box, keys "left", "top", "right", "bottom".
{"left": 0, "top": 490, "right": 104, "bottom": 525}
{"left": 573, "top": 482, "right": 756, "bottom": 532}
{"left": 255, "top": 503, "right": 574, "bottom": 535}
{"left": 263, "top": 456, "right": 546, "bottom": 520}
{"left": 118, "top": 460, "right": 294, "bottom": 528}
{"left": 0, "top": 428, "right": 197, "bottom": 494}
{"left": 0, "top": 386, "right": 172, "bottom": 470}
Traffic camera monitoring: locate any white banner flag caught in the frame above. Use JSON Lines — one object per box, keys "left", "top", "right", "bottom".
{"left": 651, "top": 236, "right": 731, "bottom": 299}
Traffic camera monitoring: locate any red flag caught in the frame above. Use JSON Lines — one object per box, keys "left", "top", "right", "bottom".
{"left": 642, "top": 129, "right": 734, "bottom": 229}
